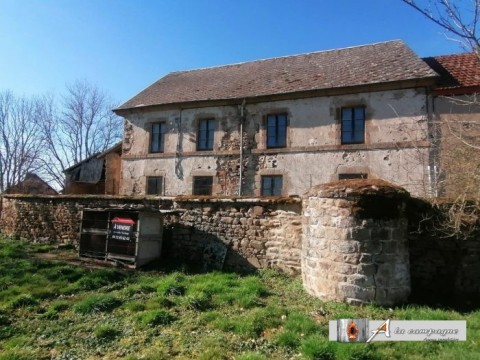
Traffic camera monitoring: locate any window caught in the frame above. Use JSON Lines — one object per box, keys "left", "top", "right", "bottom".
{"left": 267, "top": 114, "right": 287, "bottom": 148}
{"left": 146, "top": 176, "right": 163, "bottom": 195}
{"left": 261, "top": 175, "right": 283, "bottom": 196}
{"left": 341, "top": 107, "right": 365, "bottom": 144}
{"left": 197, "top": 119, "right": 215, "bottom": 150}
{"left": 338, "top": 173, "right": 367, "bottom": 180}
{"left": 150, "top": 122, "right": 165, "bottom": 153}
{"left": 193, "top": 176, "right": 213, "bottom": 195}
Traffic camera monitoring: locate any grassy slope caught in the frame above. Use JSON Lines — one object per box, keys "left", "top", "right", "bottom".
{"left": 0, "top": 238, "right": 478, "bottom": 360}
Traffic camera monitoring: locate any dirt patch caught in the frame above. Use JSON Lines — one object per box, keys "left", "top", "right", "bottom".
{"left": 32, "top": 251, "right": 120, "bottom": 270}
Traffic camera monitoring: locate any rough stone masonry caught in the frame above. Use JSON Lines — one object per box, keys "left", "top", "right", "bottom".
{"left": 302, "top": 179, "right": 411, "bottom": 306}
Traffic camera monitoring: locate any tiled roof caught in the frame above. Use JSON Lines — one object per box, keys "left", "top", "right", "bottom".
{"left": 117, "top": 40, "right": 438, "bottom": 110}
{"left": 424, "top": 53, "right": 480, "bottom": 93}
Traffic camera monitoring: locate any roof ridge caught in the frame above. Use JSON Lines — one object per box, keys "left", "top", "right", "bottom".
{"left": 427, "top": 52, "right": 478, "bottom": 59}
{"left": 169, "top": 39, "right": 405, "bottom": 75}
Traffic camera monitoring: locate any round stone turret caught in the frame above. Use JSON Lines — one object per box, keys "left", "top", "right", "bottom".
{"left": 301, "top": 179, "right": 411, "bottom": 306}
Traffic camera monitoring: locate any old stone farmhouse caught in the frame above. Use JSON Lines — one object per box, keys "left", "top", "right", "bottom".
{"left": 1, "top": 40, "right": 479, "bottom": 306}
{"left": 113, "top": 40, "right": 441, "bottom": 198}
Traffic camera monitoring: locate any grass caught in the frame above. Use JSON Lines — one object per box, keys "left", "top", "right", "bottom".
{"left": 0, "top": 237, "right": 478, "bottom": 359}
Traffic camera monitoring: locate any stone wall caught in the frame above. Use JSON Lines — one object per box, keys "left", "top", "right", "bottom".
{"left": 165, "top": 197, "right": 302, "bottom": 274}
{"left": 1, "top": 181, "right": 480, "bottom": 306}
{"left": 0, "top": 195, "right": 174, "bottom": 245}
{"left": 0, "top": 194, "right": 302, "bottom": 274}
{"left": 302, "top": 180, "right": 411, "bottom": 306}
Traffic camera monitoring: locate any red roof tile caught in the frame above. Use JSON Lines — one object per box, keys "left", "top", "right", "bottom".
{"left": 424, "top": 53, "right": 480, "bottom": 94}
{"left": 117, "top": 40, "right": 438, "bottom": 111}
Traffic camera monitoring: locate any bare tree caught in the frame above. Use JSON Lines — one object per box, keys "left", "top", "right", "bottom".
{"left": 0, "top": 91, "right": 45, "bottom": 192}
{"left": 401, "top": 0, "right": 480, "bottom": 56}
{"left": 39, "top": 80, "right": 122, "bottom": 189}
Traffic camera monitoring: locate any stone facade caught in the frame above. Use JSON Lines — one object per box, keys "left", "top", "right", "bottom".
{"left": 302, "top": 180, "right": 411, "bottom": 306}
{"left": 119, "top": 88, "right": 432, "bottom": 198}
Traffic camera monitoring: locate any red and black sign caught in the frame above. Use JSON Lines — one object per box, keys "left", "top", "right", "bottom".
{"left": 110, "top": 217, "right": 135, "bottom": 242}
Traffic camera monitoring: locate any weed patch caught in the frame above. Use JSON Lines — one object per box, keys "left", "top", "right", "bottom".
{"left": 74, "top": 295, "right": 121, "bottom": 314}
{"left": 94, "top": 324, "right": 121, "bottom": 340}
{"left": 8, "top": 295, "right": 38, "bottom": 309}
{"left": 301, "top": 336, "right": 336, "bottom": 360}
{"left": 137, "top": 309, "right": 176, "bottom": 327}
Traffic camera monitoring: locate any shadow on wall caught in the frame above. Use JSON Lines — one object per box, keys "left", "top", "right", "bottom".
{"left": 407, "top": 197, "right": 480, "bottom": 311}
{"left": 161, "top": 224, "right": 257, "bottom": 274}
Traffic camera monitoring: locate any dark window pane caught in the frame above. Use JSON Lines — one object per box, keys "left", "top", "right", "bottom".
{"left": 354, "top": 107, "right": 364, "bottom": 119}
{"left": 341, "top": 107, "right": 364, "bottom": 144}
{"left": 193, "top": 176, "right": 213, "bottom": 195}
{"left": 150, "top": 123, "right": 164, "bottom": 152}
{"left": 147, "top": 176, "right": 163, "bottom": 195}
{"left": 197, "top": 119, "right": 215, "bottom": 150}
{"left": 339, "top": 173, "right": 367, "bottom": 180}
{"left": 266, "top": 114, "right": 287, "bottom": 148}
{"left": 341, "top": 109, "right": 352, "bottom": 121}
{"left": 261, "top": 175, "right": 283, "bottom": 196}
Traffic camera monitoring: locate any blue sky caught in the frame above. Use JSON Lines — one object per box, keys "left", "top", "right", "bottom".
{"left": 0, "top": 0, "right": 468, "bottom": 106}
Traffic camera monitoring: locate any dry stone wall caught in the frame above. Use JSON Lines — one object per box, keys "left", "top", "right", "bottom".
{"left": 0, "top": 194, "right": 302, "bottom": 274}
{"left": 0, "top": 195, "right": 174, "bottom": 245}
{"left": 166, "top": 198, "right": 302, "bottom": 273}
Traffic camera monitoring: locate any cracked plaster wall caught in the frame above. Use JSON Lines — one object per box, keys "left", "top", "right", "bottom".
{"left": 120, "top": 88, "right": 431, "bottom": 197}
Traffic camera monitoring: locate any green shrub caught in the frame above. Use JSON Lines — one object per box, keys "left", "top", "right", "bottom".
{"left": 137, "top": 309, "right": 175, "bottom": 327}
{"left": 73, "top": 295, "right": 121, "bottom": 314}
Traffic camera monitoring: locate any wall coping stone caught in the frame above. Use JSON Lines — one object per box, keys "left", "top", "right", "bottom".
{"left": 302, "top": 179, "right": 410, "bottom": 200}
{"left": 1, "top": 194, "right": 302, "bottom": 205}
